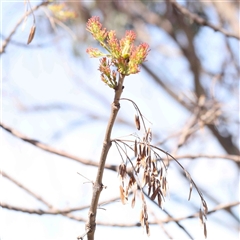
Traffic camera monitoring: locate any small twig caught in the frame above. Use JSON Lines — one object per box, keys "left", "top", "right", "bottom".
{"left": 169, "top": 0, "right": 239, "bottom": 40}
{"left": 77, "top": 172, "right": 94, "bottom": 184}
{"left": 77, "top": 229, "right": 90, "bottom": 240}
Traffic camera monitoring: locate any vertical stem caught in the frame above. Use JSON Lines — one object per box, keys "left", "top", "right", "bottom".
{"left": 86, "top": 74, "right": 125, "bottom": 240}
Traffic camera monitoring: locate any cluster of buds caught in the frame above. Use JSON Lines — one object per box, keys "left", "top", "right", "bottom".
{"left": 86, "top": 16, "right": 149, "bottom": 88}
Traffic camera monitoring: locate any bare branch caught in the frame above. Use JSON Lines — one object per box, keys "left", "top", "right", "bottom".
{"left": 0, "top": 122, "right": 117, "bottom": 172}
{"left": 2, "top": 201, "right": 238, "bottom": 227}
{"left": 2, "top": 171, "right": 53, "bottom": 208}
{"left": 172, "top": 154, "right": 240, "bottom": 163}
{"left": 162, "top": 201, "right": 240, "bottom": 223}
{"left": 169, "top": 0, "right": 240, "bottom": 40}
{"left": 86, "top": 74, "right": 125, "bottom": 240}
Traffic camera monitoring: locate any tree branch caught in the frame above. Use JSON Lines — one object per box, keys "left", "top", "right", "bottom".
{"left": 2, "top": 171, "right": 53, "bottom": 208}
{"left": 161, "top": 201, "right": 240, "bottom": 223}
{"left": 3, "top": 201, "right": 238, "bottom": 224}
{"left": 172, "top": 154, "right": 240, "bottom": 163}
{"left": 0, "top": 122, "right": 117, "bottom": 172}
{"left": 168, "top": 0, "right": 240, "bottom": 40}
{"left": 86, "top": 74, "right": 125, "bottom": 240}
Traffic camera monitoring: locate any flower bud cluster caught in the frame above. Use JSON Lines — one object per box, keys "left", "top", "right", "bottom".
{"left": 86, "top": 16, "right": 149, "bottom": 87}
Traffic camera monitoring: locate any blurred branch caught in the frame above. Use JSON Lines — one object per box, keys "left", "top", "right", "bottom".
{"left": 2, "top": 171, "right": 53, "bottom": 208}
{"left": 172, "top": 154, "right": 240, "bottom": 163}
{"left": 3, "top": 201, "right": 239, "bottom": 224}
{"left": 208, "top": 124, "right": 240, "bottom": 156}
{"left": 144, "top": 191, "right": 194, "bottom": 239}
{"left": 2, "top": 170, "right": 86, "bottom": 222}
{"left": 169, "top": 0, "right": 240, "bottom": 40}
{"left": 1, "top": 202, "right": 87, "bottom": 222}
{"left": 149, "top": 207, "right": 173, "bottom": 239}
{"left": 0, "top": 122, "right": 117, "bottom": 172}
{"left": 0, "top": 33, "right": 54, "bottom": 48}
{"left": 2, "top": 170, "right": 121, "bottom": 221}
{"left": 142, "top": 63, "right": 240, "bottom": 157}
{"left": 162, "top": 201, "right": 240, "bottom": 223}
{"left": 0, "top": 197, "right": 121, "bottom": 215}
{"left": 2, "top": 120, "right": 237, "bottom": 181}
{"left": 1, "top": 1, "right": 50, "bottom": 54}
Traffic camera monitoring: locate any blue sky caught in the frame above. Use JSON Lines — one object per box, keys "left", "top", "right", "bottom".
{"left": 1, "top": 1, "right": 239, "bottom": 240}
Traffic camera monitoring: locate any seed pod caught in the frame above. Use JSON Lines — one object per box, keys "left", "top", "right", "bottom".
{"left": 134, "top": 140, "right": 138, "bottom": 157}
{"left": 119, "top": 185, "right": 127, "bottom": 204}
{"left": 147, "top": 128, "right": 152, "bottom": 142}
{"left": 27, "top": 24, "right": 36, "bottom": 44}
{"left": 135, "top": 115, "right": 140, "bottom": 130}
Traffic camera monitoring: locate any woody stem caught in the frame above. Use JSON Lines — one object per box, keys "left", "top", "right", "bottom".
{"left": 86, "top": 74, "right": 125, "bottom": 240}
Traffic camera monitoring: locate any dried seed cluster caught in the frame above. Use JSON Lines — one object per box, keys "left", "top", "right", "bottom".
{"left": 135, "top": 138, "right": 168, "bottom": 209}
{"left": 113, "top": 98, "right": 208, "bottom": 238}
{"left": 117, "top": 126, "right": 169, "bottom": 235}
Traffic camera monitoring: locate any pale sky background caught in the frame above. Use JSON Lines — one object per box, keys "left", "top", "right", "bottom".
{"left": 1, "top": 1, "right": 239, "bottom": 240}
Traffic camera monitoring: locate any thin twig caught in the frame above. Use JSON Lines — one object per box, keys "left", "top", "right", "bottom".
{"left": 169, "top": 0, "right": 239, "bottom": 40}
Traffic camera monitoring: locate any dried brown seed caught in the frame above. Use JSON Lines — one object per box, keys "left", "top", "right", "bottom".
{"left": 146, "top": 128, "right": 152, "bottom": 142}
{"left": 131, "top": 181, "right": 137, "bottom": 208}
{"left": 131, "top": 195, "right": 135, "bottom": 208}
{"left": 140, "top": 209, "right": 144, "bottom": 227}
{"left": 204, "top": 222, "right": 207, "bottom": 238}
{"left": 27, "top": 24, "right": 36, "bottom": 45}
{"left": 141, "top": 191, "right": 145, "bottom": 201}
{"left": 199, "top": 209, "right": 203, "bottom": 225}
{"left": 139, "top": 144, "right": 142, "bottom": 156}
{"left": 157, "top": 192, "right": 162, "bottom": 208}
{"left": 140, "top": 156, "right": 146, "bottom": 168}
{"left": 142, "top": 145, "right": 146, "bottom": 157}
{"left": 145, "top": 219, "right": 150, "bottom": 236}
{"left": 147, "top": 144, "right": 151, "bottom": 156}
{"left": 162, "top": 177, "right": 167, "bottom": 197}
{"left": 151, "top": 161, "right": 156, "bottom": 170}
{"left": 118, "top": 164, "right": 127, "bottom": 182}
{"left": 134, "top": 140, "right": 138, "bottom": 157}
{"left": 119, "top": 185, "right": 127, "bottom": 204}
{"left": 150, "top": 186, "right": 160, "bottom": 201}
{"left": 135, "top": 115, "right": 140, "bottom": 130}
{"left": 148, "top": 185, "right": 152, "bottom": 196}
{"left": 153, "top": 167, "right": 158, "bottom": 177}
